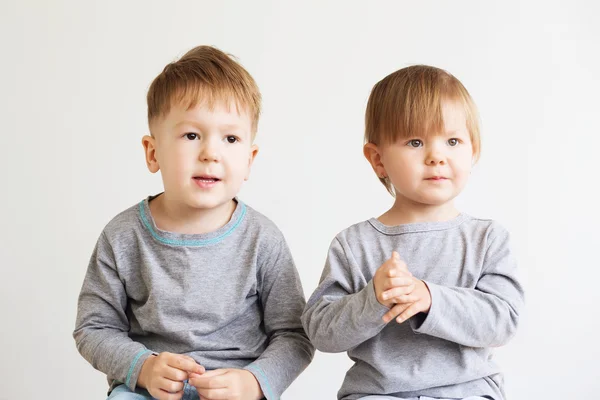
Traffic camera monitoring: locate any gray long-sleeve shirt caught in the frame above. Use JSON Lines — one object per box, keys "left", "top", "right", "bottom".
{"left": 74, "top": 196, "right": 314, "bottom": 399}
{"left": 301, "top": 214, "right": 524, "bottom": 400}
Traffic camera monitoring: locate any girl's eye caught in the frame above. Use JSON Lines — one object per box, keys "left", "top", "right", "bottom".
{"left": 226, "top": 136, "right": 238, "bottom": 144}
{"left": 448, "top": 138, "right": 459, "bottom": 146}
{"left": 408, "top": 139, "right": 422, "bottom": 148}
{"left": 185, "top": 133, "right": 198, "bottom": 140}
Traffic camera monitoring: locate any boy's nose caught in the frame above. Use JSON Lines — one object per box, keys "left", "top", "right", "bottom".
{"left": 199, "top": 143, "right": 221, "bottom": 162}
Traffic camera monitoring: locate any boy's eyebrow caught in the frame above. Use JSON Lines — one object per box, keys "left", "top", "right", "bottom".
{"left": 173, "top": 120, "right": 198, "bottom": 128}
{"left": 218, "top": 123, "right": 245, "bottom": 131}
{"left": 174, "top": 120, "right": 206, "bottom": 127}
{"left": 173, "top": 120, "right": 247, "bottom": 132}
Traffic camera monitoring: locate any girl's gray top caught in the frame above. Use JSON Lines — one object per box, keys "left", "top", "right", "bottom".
{"left": 302, "top": 214, "right": 524, "bottom": 400}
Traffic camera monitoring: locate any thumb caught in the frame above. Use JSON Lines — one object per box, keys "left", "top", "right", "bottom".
{"left": 191, "top": 364, "right": 205, "bottom": 375}
{"left": 196, "top": 369, "right": 229, "bottom": 378}
{"left": 387, "top": 251, "right": 401, "bottom": 278}
{"left": 188, "top": 369, "right": 228, "bottom": 388}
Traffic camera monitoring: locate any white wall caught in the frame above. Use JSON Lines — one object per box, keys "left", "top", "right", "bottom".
{"left": 1, "top": 1, "right": 599, "bottom": 398}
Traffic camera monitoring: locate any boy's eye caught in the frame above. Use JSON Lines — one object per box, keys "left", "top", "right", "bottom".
{"left": 185, "top": 133, "right": 198, "bottom": 140}
{"left": 226, "top": 135, "right": 238, "bottom": 144}
{"left": 448, "top": 138, "right": 459, "bottom": 146}
{"left": 408, "top": 139, "right": 423, "bottom": 148}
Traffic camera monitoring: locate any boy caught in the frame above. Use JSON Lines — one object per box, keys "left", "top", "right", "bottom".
{"left": 74, "top": 45, "right": 314, "bottom": 400}
{"left": 301, "top": 65, "right": 524, "bottom": 400}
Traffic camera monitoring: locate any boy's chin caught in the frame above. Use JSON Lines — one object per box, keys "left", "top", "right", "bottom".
{"left": 185, "top": 197, "right": 236, "bottom": 211}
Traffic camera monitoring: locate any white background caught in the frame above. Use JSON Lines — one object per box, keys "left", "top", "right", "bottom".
{"left": 1, "top": 1, "right": 599, "bottom": 399}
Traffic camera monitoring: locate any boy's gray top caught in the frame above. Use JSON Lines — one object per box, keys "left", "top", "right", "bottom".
{"left": 301, "top": 214, "right": 524, "bottom": 400}
{"left": 74, "top": 196, "right": 314, "bottom": 399}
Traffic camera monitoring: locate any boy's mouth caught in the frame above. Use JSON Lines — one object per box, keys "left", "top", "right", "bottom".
{"left": 193, "top": 175, "right": 221, "bottom": 182}
{"left": 193, "top": 176, "right": 222, "bottom": 189}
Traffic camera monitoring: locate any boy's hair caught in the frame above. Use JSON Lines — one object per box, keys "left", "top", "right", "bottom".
{"left": 365, "top": 65, "right": 481, "bottom": 195}
{"left": 147, "top": 45, "right": 261, "bottom": 136}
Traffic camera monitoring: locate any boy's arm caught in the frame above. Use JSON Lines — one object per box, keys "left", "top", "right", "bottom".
{"left": 409, "top": 225, "right": 525, "bottom": 347}
{"left": 243, "top": 237, "right": 315, "bottom": 400}
{"left": 73, "top": 232, "right": 154, "bottom": 391}
{"left": 301, "top": 238, "right": 389, "bottom": 353}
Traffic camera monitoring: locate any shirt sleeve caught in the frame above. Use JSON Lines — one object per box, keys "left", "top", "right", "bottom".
{"left": 73, "top": 231, "right": 154, "bottom": 391}
{"left": 244, "top": 236, "right": 315, "bottom": 400}
{"left": 301, "top": 237, "right": 389, "bottom": 353}
{"left": 410, "top": 224, "right": 525, "bottom": 347}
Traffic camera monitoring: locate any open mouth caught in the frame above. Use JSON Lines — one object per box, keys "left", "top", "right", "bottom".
{"left": 193, "top": 176, "right": 221, "bottom": 188}
{"left": 193, "top": 176, "right": 221, "bottom": 183}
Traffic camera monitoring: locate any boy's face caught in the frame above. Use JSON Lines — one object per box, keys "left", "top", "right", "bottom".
{"left": 370, "top": 101, "right": 474, "bottom": 206}
{"left": 143, "top": 101, "right": 258, "bottom": 211}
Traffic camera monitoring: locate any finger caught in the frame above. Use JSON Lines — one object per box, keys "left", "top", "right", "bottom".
{"left": 157, "top": 377, "right": 185, "bottom": 394}
{"left": 167, "top": 355, "right": 204, "bottom": 374}
{"left": 381, "top": 285, "right": 416, "bottom": 301}
{"left": 390, "top": 276, "right": 414, "bottom": 286}
{"left": 195, "top": 387, "right": 229, "bottom": 399}
{"left": 392, "top": 294, "right": 419, "bottom": 304}
{"left": 189, "top": 370, "right": 229, "bottom": 388}
{"left": 195, "top": 369, "right": 228, "bottom": 378}
{"left": 387, "top": 262, "right": 410, "bottom": 278}
{"left": 383, "top": 302, "right": 411, "bottom": 323}
{"left": 387, "top": 267, "right": 397, "bottom": 278}
{"left": 181, "top": 355, "right": 196, "bottom": 362}
{"left": 396, "top": 302, "right": 424, "bottom": 324}
{"left": 162, "top": 364, "right": 192, "bottom": 382}
{"left": 395, "top": 258, "right": 409, "bottom": 271}
{"left": 386, "top": 252, "right": 400, "bottom": 272}
{"left": 157, "top": 388, "right": 184, "bottom": 400}
{"left": 385, "top": 276, "right": 414, "bottom": 289}
{"left": 181, "top": 355, "right": 205, "bottom": 373}
{"left": 190, "top": 375, "right": 229, "bottom": 390}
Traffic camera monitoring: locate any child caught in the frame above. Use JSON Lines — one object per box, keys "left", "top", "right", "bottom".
{"left": 301, "top": 65, "right": 524, "bottom": 400}
{"left": 74, "top": 45, "right": 314, "bottom": 400}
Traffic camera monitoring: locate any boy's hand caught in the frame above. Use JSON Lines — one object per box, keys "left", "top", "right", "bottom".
{"left": 189, "top": 368, "right": 263, "bottom": 400}
{"left": 382, "top": 278, "right": 432, "bottom": 324}
{"left": 373, "top": 251, "right": 415, "bottom": 307}
{"left": 138, "top": 352, "right": 205, "bottom": 400}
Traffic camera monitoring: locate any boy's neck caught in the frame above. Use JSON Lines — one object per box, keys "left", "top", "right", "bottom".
{"left": 378, "top": 198, "right": 459, "bottom": 226}
{"left": 149, "top": 193, "right": 237, "bottom": 235}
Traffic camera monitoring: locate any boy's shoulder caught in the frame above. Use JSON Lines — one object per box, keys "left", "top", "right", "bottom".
{"left": 98, "top": 200, "right": 143, "bottom": 245}
{"left": 241, "top": 202, "right": 287, "bottom": 243}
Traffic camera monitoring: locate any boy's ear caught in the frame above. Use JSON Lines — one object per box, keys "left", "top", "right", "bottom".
{"left": 363, "top": 143, "right": 387, "bottom": 179}
{"left": 244, "top": 144, "right": 259, "bottom": 181}
{"left": 142, "top": 135, "right": 160, "bottom": 173}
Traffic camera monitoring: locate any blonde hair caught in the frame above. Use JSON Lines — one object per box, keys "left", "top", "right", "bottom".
{"left": 365, "top": 65, "right": 481, "bottom": 195}
{"left": 147, "top": 45, "right": 261, "bottom": 136}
